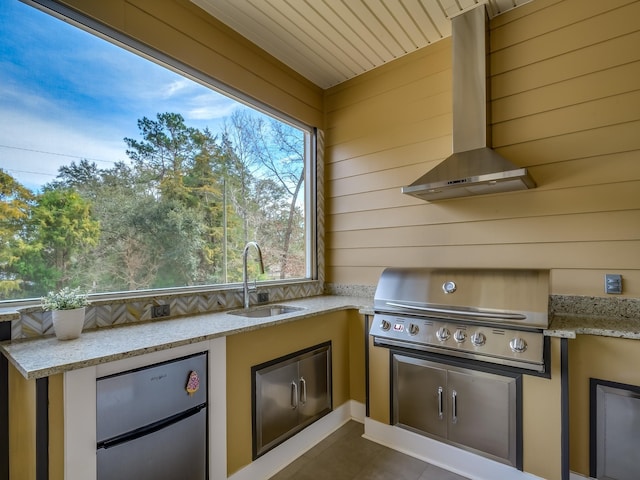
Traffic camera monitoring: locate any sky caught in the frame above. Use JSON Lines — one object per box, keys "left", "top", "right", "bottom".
{"left": 0, "top": 0, "right": 242, "bottom": 192}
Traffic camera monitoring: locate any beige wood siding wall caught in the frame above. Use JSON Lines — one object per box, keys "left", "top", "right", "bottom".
{"left": 57, "top": 0, "right": 323, "bottom": 128}
{"left": 324, "top": 0, "right": 640, "bottom": 297}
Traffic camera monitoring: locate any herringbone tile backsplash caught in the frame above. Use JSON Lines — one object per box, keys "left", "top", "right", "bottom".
{"left": 11, "top": 282, "right": 323, "bottom": 340}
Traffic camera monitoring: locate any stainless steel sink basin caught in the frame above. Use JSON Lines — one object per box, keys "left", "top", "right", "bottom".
{"left": 228, "top": 305, "right": 305, "bottom": 318}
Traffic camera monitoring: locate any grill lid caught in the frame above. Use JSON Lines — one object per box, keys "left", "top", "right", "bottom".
{"left": 374, "top": 267, "right": 549, "bottom": 328}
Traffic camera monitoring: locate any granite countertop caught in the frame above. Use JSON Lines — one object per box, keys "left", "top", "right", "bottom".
{"left": 0, "top": 296, "right": 371, "bottom": 380}
{"left": 546, "top": 314, "right": 640, "bottom": 340}
{"left": 3, "top": 293, "right": 639, "bottom": 380}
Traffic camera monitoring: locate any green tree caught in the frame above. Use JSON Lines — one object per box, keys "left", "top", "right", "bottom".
{"left": 20, "top": 188, "right": 100, "bottom": 293}
{"left": 124, "top": 112, "right": 199, "bottom": 203}
{"left": 123, "top": 113, "right": 231, "bottom": 287}
{"left": 0, "top": 169, "right": 34, "bottom": 297}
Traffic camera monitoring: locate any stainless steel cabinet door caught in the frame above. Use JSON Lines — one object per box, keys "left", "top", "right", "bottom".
{"left": 255, "top": 360, "right": 300, "bottom": 451}
{"left": 254, "top": 343, "right": 332, "bottom": 458}
{"left": 447, "top": 369, "right": 517, "bottom": 465}
{"left": 393, "top": 354, "right": 518, "bottom": 467}
{"left": 298, "top": 349, "right": 331, "bottom": 423}
{"left": 393, "top": 355, "right": 448, "bottom": 439}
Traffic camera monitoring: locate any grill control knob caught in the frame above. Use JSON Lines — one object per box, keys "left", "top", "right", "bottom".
{"left": 408, "top": 324, "right": 419, "bottom": 336}
{"left": 380, "top": 320, "right": 391, "bottom": 331}
{"left": 436, "top": 327, "right": 451, "bottom": 342}
{"left": 442, "top": 281, "right": 457, "bottom": 294}
{"left": 509, "top": 337, "right": 528, "bottom": 353}
{"left": 471, "top": 332, "right": 486, "bottom": 347}
{"left": 453, "top": 329, "right": 467, "bottom": 343}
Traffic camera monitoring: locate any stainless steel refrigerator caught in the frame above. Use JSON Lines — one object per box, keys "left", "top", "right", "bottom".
{"left": 96, "top": 352, "right": 208, "bottom": 479}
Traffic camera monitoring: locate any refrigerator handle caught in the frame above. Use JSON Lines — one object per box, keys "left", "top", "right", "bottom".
{"left": 97, "top": 403, "right": 206, "bottom": 450}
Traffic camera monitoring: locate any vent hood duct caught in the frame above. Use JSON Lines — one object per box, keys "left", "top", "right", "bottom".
{"left": 402, "top": 5, "right": 535, "bottom": 202}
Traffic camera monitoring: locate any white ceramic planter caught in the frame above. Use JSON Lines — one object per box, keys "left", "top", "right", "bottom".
{"left": 52, "top": 307, "right": 86, "bottom": 340}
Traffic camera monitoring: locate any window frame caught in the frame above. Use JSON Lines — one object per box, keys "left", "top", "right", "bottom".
{"left": 2, "top": 0, "right": 319, "bottom": 307}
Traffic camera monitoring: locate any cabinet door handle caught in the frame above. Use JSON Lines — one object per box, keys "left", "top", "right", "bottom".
{"left": 291, "top": 381, "right": 298, "bottom": 409}
{"left": 451, "top": 390, "right": 458, "bottom": 424}
{"left": 437, "top": 386, "right": 444, "bottom": 419}
{"left": 299, "top": 377, "right": 307, "bottom": 406}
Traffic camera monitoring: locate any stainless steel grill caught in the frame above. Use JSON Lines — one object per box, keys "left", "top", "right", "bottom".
{"left": 370, "top": 268, "right": 550, "bottom": 372}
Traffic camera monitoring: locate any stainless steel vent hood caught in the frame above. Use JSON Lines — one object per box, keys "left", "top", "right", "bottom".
{"left": 402, "top": 5, "right": 535, "bottom": 202}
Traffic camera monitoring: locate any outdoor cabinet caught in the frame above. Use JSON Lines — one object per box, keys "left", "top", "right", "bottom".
{"left": 252, "top": 342, "right": 332, "bottom": 458}
{"left": 393, "top": 353, "right": 520, "bottom": 468}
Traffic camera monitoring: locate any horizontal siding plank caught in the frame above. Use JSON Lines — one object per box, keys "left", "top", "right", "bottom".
{"left": 330, "top": 211, "right": 640, "bottom": 249}
{"left": 327, "top": 182, "right": 640, "bottom": 230}
{"left": 325, "top": 266, "right": 385, "bottom": 286}
{"left": 496, "top": 121, "right": 640, "bottom": 165}
{"left": 326, "top": 135, "right": 451, "bottom": 181}
{"left": 492, "top": 31, "right": 640, "bottom": 99}
{"left": 326, "top": 69, "right": 450, "bottom": 134}
{"left": 327, "top": 266, "right": 640, "bottom": 298}
{"left": 325, "top": 88, "right": 451, "bottom": 147}
{"left": 325, "top": 39, "right": 451, "bottom": 112}
{"left": 489, "top": 0, "right": 560, "bottom": 28}
{"left": 550, "top": 269, "right": 639, "bottom": 297}
{"left": 325, "top": 113, "right": 452, "bottom": 164}
{"left": 328, "top": 165, "right": 423, "bottom": 197}
{"left": 326, "top": 70, "right": 450, "bottom": 131}
{"left": 490, "top": 1, "right": 640, "bottom": 75}
{"left": 493, "top": 61, "right": 640, "bottom": 123}
{"left": 326, "top": 241, "right": 640, "bottom": 270}
{"left": 327, "top": 152, "right": 640, "bottom": 208}
{"left": 493, "top": 90, "right": 640, "bottom": 147}
{"left": 490, "top": 0, "right": 636, "bottom": 50}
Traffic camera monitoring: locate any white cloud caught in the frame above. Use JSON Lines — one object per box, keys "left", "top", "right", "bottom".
{"left": 160, "top": 78, "right": 192, "bottom": 99}
{"left": 0, "top": 107, "right": 129, "bottom": 191}
{"left": 185, "top": 93, "right": 238, "bottom": 121}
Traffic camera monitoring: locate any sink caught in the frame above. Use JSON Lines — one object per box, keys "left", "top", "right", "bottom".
{"left": 228, "top": 305, "right": 305, "bottom": 318}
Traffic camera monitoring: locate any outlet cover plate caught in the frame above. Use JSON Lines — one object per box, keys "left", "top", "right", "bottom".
{"left": 151, "top": 304, "right": 171, "bottom": 318}
{"left": 605, "top": 274, "right": 622, "bottom": 294}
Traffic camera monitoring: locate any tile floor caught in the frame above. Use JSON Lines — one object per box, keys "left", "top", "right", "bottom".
{"left": 268, "top": 420, "right": 470, "bottom": 480}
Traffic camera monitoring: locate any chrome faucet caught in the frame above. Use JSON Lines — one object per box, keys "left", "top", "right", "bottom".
{"left": 243, "top": 241, "right": 264, "bottom": 309}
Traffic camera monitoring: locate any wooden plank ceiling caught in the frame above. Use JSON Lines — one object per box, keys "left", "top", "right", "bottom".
{"left": 191, "top": 0, "right": 533, "bottom": 89}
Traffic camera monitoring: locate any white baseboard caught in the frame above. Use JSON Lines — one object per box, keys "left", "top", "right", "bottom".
{"left": 570, "top": 472, "right": 594, "bottom": 480}
{"left": 363, "top": 418, "right": 544, "bottom": 480}
{"left": 228, "top": 405, "right": 585, "bottom": 480}
{"left": 228, "top": 400, "right": 365, "bottom": 480}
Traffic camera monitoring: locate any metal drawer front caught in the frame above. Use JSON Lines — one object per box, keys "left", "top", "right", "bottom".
{"left": 97, "top": 353, "right": 207, "bottom": 442}
{"left": 97, "top": 407, "right": 206, "bottom": 480}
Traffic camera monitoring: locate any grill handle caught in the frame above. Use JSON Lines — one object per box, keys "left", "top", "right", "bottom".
{"left": 437, "top": 386, "right": 444, "bottom": 419}
{"left": 385, "top": 302, "right": 527, "bottom": 320}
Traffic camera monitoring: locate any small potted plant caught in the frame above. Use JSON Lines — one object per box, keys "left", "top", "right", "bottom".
{"left": 41, "top": 287, "right": 90, "bottom": 340}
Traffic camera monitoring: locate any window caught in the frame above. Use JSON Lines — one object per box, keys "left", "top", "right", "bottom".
{"left": 0, "top": 0, "right": 316, "bottom": 302}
